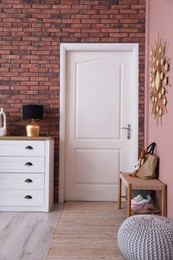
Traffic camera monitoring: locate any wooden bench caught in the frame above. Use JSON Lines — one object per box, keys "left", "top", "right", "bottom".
{"left": 118, "top": 172, "right": 167, "bottom": 217}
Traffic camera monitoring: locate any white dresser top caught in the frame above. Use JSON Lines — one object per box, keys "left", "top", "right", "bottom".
{"left": 0, "top": 136, "right": 54, "bottom": 141}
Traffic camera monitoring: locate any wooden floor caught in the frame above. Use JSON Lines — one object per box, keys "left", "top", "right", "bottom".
{"left": 0, "top": 202, "right": 126, "bottom": 260}
{"left": 0, "top": 204, "right": 63, "bottom": 260}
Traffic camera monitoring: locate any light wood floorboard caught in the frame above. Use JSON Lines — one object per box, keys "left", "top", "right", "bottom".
{"left": 0, "top": 204, "right": 63, "bottom": 260}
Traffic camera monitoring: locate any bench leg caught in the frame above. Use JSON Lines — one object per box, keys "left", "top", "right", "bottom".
{"left": 127, "top": 183, "right": 132, "bottom": 217}
{"left": 118, "top": 174, "right": 122, "bottom": 209}
{"left": 161, "top": 184, "right": 167, "bottom": 216}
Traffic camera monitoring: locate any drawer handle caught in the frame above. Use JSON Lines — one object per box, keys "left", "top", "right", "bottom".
{"left": 25, "top": 162, "right": 33, "bottom": 166}
{"left": 25, "top": 179, "right": 33, "bottom": 183}
{"left": 25, "top": 146, "right": 33, "bottom": 150}
{"left": 24, "top": 195, "right": 32, "bottom": 199}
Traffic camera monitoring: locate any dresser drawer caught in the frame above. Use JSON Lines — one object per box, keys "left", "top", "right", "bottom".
{"left": 0, "top": 140, "right": 45, "bottom": 156}
{"left": 0, "top": 174, "right": 44, "bottom": 189}
{"left": 0, "top": 137, "right": 54, "bottom": 212}
{"left": 0, "top": 157, "right": 44, "bottom": 172}
{"left": 0, "top": 190, "right": 44, "bottom": 206}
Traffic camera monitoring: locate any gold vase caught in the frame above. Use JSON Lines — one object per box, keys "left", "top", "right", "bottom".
{"left": 26, "top": 119, "right": 40, "bottom": 137}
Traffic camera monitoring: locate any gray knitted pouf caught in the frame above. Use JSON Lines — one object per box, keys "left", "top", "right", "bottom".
{"left": 118, "top": 215, "right": 173, "bottom": 260}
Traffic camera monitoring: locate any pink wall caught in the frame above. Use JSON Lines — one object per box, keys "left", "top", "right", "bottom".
{"left": 146, "top": 0, "right": 173, "bottom": 218}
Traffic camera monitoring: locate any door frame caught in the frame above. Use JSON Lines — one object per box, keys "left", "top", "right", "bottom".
{"left": 59, "top": 43, "right": 139, "bottom": 203}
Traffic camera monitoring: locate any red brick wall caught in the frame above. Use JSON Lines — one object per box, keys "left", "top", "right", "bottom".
{"left": 0, "top": 0, "right": 145, "bottom": 202}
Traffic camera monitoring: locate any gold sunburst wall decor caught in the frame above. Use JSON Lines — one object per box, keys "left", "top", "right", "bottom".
{"left": 149, "top": 35, "right": 171, "bottom": 125}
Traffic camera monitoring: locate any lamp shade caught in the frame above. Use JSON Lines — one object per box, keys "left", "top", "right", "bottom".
{"left": 23, "top": 105, "right": 43, "bottom": 120}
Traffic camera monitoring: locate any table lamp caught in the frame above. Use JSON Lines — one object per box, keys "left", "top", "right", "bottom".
{"left": 23, "top": 105, "right": 43, "bottom": 137}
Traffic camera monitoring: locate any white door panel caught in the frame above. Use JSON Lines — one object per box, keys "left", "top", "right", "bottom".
{"left": 59, "top": 43, "right": 138, "bottom": 202}
{"left": 76, "top": 60, "right": 120, "bottom": 139}
{"left": 74, "top": 149, "right": 119, "bottom": 184}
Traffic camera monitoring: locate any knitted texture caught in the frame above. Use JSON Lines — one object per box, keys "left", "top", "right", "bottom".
{"left": 118, "top": 215, "right": 173, "bottom": 260}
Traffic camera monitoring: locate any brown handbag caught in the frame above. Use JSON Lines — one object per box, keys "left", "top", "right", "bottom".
{"left": 130, "top": 142, "right": 158, "bottom": 179}
{"left": 136, "top": 153, "right": 158, "bottom": 179}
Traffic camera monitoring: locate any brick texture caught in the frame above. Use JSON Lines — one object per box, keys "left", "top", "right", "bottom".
{"left": 0, "top": 0, "right": 145, "bottom": 202}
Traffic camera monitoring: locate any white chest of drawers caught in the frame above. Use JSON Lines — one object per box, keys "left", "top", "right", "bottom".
{"left": 0, "top": 137, "right": 54, "bottom": 212}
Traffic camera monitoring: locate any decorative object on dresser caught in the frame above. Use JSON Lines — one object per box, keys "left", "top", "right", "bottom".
{"left": 0, "top": 108, "right": 7, "bottom": 136}
{"left": 23, "top": 104, "right": 43, "bottom": 137}
{"left": 0, "top": 136, "right": 54, "bottom": 212}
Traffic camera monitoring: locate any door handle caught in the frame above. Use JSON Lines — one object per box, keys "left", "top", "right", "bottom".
{"left": 121, "top": 124, "right": 131, "bottom": 139}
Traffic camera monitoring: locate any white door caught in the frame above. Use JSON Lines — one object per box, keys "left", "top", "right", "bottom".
{"left": 59, "top": 43, "right": 138, "bottom": 202}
